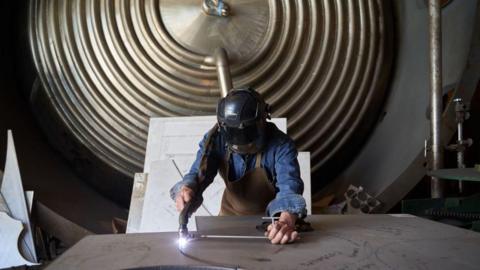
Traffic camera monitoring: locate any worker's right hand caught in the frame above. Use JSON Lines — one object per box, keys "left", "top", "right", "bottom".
{"left": 265, "top": 212, "right": 299, "bottom": 244}
{"left": 175, "top": 185, "right": 195, "bottom": 212}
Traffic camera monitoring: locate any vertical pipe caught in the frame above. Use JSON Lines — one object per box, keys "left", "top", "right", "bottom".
{"left": 215, "top": 48, "right": 233, "bottom": 98}
{"left": 457, "top": 120, "right": 465, "bottom": 193}
{"left": 429, "top": 0, "right": 444, "bottom": 198}
{"left": 455, "top": 98, "right": 466, "bottom": 193}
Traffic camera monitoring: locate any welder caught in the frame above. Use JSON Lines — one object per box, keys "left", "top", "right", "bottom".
{"left": 171, "top": 87, "right": 306, "bottom": 245}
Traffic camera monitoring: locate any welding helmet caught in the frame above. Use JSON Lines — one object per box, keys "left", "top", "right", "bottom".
{"left": 217, "top": 87, "right": 271, "bottom": 154}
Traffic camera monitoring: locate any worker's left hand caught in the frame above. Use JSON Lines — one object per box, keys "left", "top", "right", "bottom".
{"left": 265, "top": 212, "right": 298, "bottom": 244}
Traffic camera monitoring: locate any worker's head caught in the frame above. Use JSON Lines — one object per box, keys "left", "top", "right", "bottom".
{"left": 217, "top": 87, "right": 271, "bottom": 154}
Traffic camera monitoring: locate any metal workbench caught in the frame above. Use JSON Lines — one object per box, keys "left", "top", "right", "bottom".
{"left": 46, "top": 215, "right": 480, "bottom": 270}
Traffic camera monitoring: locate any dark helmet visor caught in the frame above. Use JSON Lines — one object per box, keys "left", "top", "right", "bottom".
{"left": 223, "top": 124, "right": 259, "bottom": 146}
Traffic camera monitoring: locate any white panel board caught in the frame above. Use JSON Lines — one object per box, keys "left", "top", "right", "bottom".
{"left": 139, "top": 159, "right": 212, "bottom": 232}
{"left": 0, "top": 171, "right": 6, "bottom": 213}
{"left": 25, "top": 191, "right": 34, "bottom": 214}
{"left": 144, "top": 116, "right": 287, "bottom": 173}
{"left": 0, "top": 212, "right": 38, "bottom": 268}
{"left": 126, "top": 173, "right": 148, "bottom": 233}
{"left": 135, "top": 117, "right": 311, "bottom": 232}
{"left": 298, "top": 152, "right": 312, "bottom": 215}
{"left": 1, "top": 131, "right": 37, "bottom": 262}
{"left": 0, "top": 193, "right": 8, "bottom": 213}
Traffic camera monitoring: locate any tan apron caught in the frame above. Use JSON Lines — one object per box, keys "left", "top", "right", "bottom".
{"left": 218, "top": 150, "right": 276, "bottom": 216}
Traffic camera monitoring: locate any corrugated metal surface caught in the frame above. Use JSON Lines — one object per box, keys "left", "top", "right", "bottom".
{"left": 29, "top": 0, "right": 392, "bottom": 185}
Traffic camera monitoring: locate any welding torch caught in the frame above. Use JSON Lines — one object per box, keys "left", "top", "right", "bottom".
{"left": 178, "top": 198, "right": 196, "bottom": 249}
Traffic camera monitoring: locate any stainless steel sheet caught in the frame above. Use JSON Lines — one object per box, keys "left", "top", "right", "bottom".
{"left": 46, "top": 215, "right": 480, "bottom": 270}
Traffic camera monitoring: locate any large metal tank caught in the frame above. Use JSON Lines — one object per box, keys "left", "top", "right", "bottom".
{"left": 29, "top": 0, "right": 393, "bottom": 204}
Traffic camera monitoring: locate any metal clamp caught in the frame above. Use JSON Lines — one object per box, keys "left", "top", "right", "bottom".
{"left": 202, "top": 0, "right": 230, "bottom": 17}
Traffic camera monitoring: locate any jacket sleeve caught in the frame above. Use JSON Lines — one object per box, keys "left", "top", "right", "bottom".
{"left": 266, "top": 139, "right": 307, "bottom": 218}
{"left": 170, "top": 132, "right": 219, "bottom": 201}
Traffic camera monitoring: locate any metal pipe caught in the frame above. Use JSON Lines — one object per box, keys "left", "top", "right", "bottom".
{"left": 457, "top": 120, "right": 465, "bottom": 193}
{"left": 453, "top": 98, "right": 470, "bottom": 194}
{"left": 429, "top": 0, "right": 444, "bottom": 198}
{"left": 215, "top": 48, "right": 233, "bottom": 97}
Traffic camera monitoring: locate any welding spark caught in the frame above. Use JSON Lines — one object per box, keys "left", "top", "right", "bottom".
{"left": 178, "top": 237, "right": 189, "bottom": 250}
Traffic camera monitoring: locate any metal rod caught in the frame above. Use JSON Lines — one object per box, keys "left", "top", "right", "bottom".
{"left": 200, "top": 235, "right": 267, "bottom": 239}
{"left": 453, "top": 98, "right": 468, "bottom": 194}
{"left": 215, "top": 48, "right": 233, "bottom": 98}
{"left": 429, "top": 0, "right": 444, "bottom": 198}
{"left": 457, "top": 121, "right": 465, "bottom": 193}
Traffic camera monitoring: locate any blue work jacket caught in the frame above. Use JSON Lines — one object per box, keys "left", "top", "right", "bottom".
{"left": 170, "top": 122, "right": 307, "bottom": 218}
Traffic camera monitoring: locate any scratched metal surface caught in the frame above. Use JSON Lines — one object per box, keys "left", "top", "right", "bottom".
{"left": 194, "top": 216, "right": 266, "bottom": 237}
{"left": 46, "top": 215, "right": 480, "bottom": 270}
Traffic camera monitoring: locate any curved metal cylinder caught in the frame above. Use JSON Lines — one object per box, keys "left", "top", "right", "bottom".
{"left": 29, "top": 0, "right": 392, "bottom": 196}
